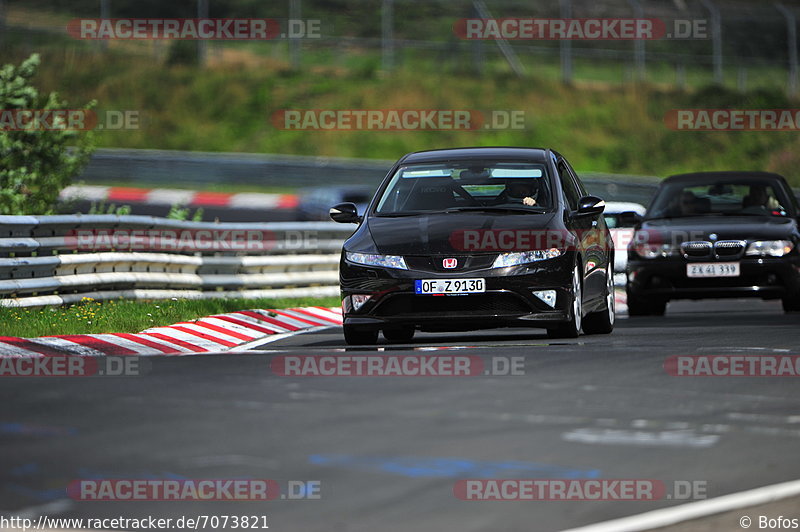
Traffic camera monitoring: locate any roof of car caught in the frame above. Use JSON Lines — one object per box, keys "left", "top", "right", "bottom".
{"left": 662, "top": 171, "right": 787, "bottom": 184}
{"left": 400, "top": 147, "right": 552, "bottom": 164}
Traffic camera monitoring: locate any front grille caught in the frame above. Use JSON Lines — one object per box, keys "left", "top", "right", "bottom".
{"left": 714, "top": 240, "right": 746, "bottom": 259}
{"left": 681, "top": 241, "right": 713, "bottom": 259}
{"left": 372, "top": 293, "right": 533, "bottom": 317}
{"left": 404, "top": 255, "right": 496, "bottom": 273}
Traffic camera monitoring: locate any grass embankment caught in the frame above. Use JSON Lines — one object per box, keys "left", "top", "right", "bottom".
{"left": 3, "top": 9, "right": 800, "bottom": 186}
{"left": 0, "top": 297, "right": 341, "bottom": 338}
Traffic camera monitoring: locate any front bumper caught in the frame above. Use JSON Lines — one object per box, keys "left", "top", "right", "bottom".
{"left": 627, "top": 255, "right": 800, "bottom": 300}
{"left": 340, "top": 254, "right": 574, "bottom": 331}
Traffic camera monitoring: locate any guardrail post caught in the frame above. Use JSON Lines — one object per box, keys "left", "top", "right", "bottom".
{"left": 628, "top": 0, "right": 645, "bottom": 82}
{"left": 775, "top": 3, "right": 798, "bottom": 97}
{"left": 290, "top": 0, "right": 301, "bottom": 69}
{"left": 560, "top": 0, "right": 573, "bottom": 84}
{"left": 99, "top": 0, "right": 110, "bottom": 51}
{"left": 382, "top": 0, "right": 395, "bottom": 72}
{"left": 700, "top": 0, "right": 723, "bottom": 85}
{"left": 197, "top": 0, "right": 209, "bottom": 66}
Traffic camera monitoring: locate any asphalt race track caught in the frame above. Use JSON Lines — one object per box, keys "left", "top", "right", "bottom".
{"left": 1, "top": 299, "right": 798, "bottom": 532}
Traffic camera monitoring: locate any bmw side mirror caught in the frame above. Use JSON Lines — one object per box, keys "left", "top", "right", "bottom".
{"left": 330, "top": 202, "right": 361, "bottom": 224}
{"left": 573, "top": 195, "right": 606, "bottom": 218}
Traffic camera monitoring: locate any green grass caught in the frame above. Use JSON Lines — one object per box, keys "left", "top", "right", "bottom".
{"left": 0, "top": 296, "right": 341, "bottom": 338}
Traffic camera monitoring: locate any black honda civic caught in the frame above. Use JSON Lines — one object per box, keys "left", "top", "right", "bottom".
{"left": 329, "top": 147, "right": 615, "bottom": 345}
{"left": 626, "top": 171, "right": 800, "bottom": 316}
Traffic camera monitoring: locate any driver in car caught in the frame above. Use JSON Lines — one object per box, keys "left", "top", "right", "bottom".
{"left": 499, "top": 180, "right": 538, "bottom": 206}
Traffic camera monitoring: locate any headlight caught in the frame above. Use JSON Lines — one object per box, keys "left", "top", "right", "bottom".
{"left": 746, "top": 240, "right": 794, "bottom": 257}
{"left": 630, "top": 242, "right": 677, "bottom": 259}
{"left": 345, "top": 252, "right": 408, "bottom": 270}
{"left": 492, "top": 248, "right": 562, "bottom": 268}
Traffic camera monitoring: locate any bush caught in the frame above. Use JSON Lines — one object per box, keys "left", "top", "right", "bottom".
{"left": 0, "top": 54, "right": 96, "bottom": 215}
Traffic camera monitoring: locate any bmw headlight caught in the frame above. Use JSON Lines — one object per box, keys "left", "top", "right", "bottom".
{"left": 345, "top": 252, "right": 408, "bottom": 270}
{"left": 745, "top": 240, "right": 794, "bottom": 257}
{"left": 631, "top": 242, "right": 679, "bottom": 259}
{"left": 492, "top": 248, "right": 562, "bottom": 268}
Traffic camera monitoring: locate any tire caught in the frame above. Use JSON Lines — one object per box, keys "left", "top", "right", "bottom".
{"left": 583, "top": 262, "right": 615, "bottom": 335}
{"left": 782, "top": 295, "right": 800, "bottom": 313}
{"left": 626, "top": 290, "right": 667, "bottom": 317}
{"left": 383, "top": 326, "right": 415, "bottom": 343}
{"left": 548, "top": 265, "right": 582, "bottom": 339}
{"left": 343, "top": 325, "right": 379, "bottom": 345}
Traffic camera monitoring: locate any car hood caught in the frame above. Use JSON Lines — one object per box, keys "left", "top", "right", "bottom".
{"left": 366, "top": 212, "right": 558, "bottom": 255}
{"left": 640, "top": 216, "right": 798, "bottom": 242}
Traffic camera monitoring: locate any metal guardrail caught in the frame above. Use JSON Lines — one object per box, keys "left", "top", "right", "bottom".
{"left": 0, "top": 168, "right": 665, "bottom": 307}
{"left": 0, "top": 215, "right": 354, "bottom": 308}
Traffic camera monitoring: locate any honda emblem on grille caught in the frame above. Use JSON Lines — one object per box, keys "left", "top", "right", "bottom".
{"left": 442, "top": 258, "right": 458, "bottom": 269}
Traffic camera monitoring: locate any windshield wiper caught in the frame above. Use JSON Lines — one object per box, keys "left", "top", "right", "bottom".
{"left": 444, "top": 206, "right": 547, "bottom": 214}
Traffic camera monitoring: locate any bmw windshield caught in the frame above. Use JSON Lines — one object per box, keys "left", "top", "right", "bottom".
{"left": 374, "top": 162, "right": 554, "bottom": 216}
{"left": 646, "top": 179, "right": 795, "bottom": 220}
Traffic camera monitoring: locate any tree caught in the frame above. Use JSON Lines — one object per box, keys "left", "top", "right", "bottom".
{"left": 0, "top": 54, "right": 96, "bottom": 215}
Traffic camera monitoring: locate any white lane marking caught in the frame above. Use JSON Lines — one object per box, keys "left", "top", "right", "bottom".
{"left": 562, "top": 428, "right": 720, "bottom": 448}
{"left": 228, "top": 326, "right": 334, "bottom": 352}
{"left": 561, "top": 477, "right": 800, "bottom": 532}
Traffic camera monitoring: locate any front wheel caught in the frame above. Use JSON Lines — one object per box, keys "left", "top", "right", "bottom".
{"left": 548, "top": 265, "right": 582, "bottom": 339}
{"left": 343, "top": 325, "right": 379, "bottom": 345}
{"left": 583, "top": 262, "right": 615, "bottom": 335}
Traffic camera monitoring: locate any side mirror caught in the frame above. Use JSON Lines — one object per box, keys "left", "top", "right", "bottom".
{"left": 573, "top": 195, "right": 605, "bottom": 218}
{"left": 618, "top": 210, "right": 644, "bottom": 226}
{"left": 330, "top": 202, "right": 361, "bottom": 224}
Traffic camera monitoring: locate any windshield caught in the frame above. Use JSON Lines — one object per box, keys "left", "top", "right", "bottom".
{"left": 374, "top": 162, "right": 553, "bottom": 215}
{"left": 646, "top": 180, "right": 791, "bottom": 219}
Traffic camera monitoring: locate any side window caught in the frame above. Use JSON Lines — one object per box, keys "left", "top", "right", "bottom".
{"left": 564, "top": 159, "right": 588, "bottom": 197}
{"left": 557, "top": 160, "right": 580, "bottom": 210}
